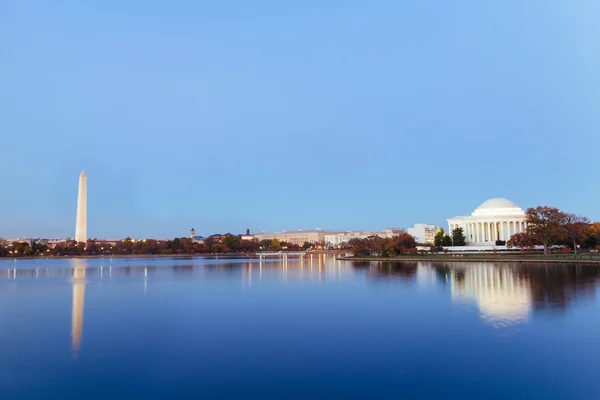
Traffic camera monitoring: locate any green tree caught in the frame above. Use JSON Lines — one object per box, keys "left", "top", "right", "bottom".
{"left": 302, "top": 242, "right": 312, "bottom": 250}
{"left": 442, "top": 235, "right": 452, "bottom": 246}
{"left": 259, "top": 239, "right": 272, "bottom": 249}
{"left": 222, "top": 235, "right": 241, "bottom": 252}
{"left": 451, "top": 227, "right": 466, "bottom": 246}
{"left": 269, "top": 239, "right": 281, "bottom": 250}
{"left": 434, "top": 229, "right": 446, "bottom": 246}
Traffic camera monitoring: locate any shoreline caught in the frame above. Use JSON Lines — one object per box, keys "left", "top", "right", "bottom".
{"left": 0, "top": 251, "right": 344, "bottom": 261}
{"left": 336, "top": 255, "right": 600, "bottom": 264}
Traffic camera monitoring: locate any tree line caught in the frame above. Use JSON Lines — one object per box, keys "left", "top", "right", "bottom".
{"left": 347, "top": 233, "right": 419, "bottom": 257}
{"left": 2, "top": 205, "right": 598, "bottom": 258}
{"left": 508, "top": 206, "right": 600, "bottom": 255}
{"left": 0, "top": 235, "right": 318, "bottom": 258}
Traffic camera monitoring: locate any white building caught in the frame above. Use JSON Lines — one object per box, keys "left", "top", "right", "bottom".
{"left": 407, "top": 224, "right": 442, "bottom": 245}
{"left": 447, "top": 198, "right": 527, "bottom": 245}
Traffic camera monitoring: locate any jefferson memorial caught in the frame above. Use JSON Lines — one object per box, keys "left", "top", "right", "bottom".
{"left": 447, "top": 198, "right": 528, "bottom": 245}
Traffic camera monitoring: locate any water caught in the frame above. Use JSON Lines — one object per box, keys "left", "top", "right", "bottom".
{"left": 0, "top": 255, "right": 599, "bottom": 399}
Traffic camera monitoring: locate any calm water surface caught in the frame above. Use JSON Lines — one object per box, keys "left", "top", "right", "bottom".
{"left": 0, "top": 255, "right": 599, "bottom": 399}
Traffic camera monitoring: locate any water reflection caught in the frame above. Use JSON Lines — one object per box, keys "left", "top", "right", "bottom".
{"left": 70, "top": 259, "right": 87, "bottom": 355}
{"left": 352, "top": 260, "right": 600, "bottom": 327}
{"left": 449, "top": 263, "right": 532, "bottom": 327}
{"left": 0, "top": 256, "right": 598, "bottom": 351}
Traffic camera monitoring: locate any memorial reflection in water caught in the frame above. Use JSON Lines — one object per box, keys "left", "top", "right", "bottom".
{"left": 0, "top": 256, "right": 598, "bottom": 355}
{"left": 449, "top": 263, "right": 532, "bottom": 327}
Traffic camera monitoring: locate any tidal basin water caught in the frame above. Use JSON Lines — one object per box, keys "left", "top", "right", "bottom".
{"left": 1, "top": 256, "right": 599, "bottom": 399}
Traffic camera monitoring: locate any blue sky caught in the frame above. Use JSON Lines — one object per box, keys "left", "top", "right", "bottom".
{"left": 1, "top": 1, "right": 599, "bottom": 239}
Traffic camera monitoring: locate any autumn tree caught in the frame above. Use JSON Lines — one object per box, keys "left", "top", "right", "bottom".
{"left": 365, "top": 235, "right": 386, "bottom": 254}
{"left": 351, "top": 242, "right": 370, "bottom": 256}
{"left": 562, "top": 213, "right": 590, "bottom": 254}
{"left": 583, "top": 222, "right": 600, "bottom": 249}
{"left": 451, "top": 227, "right": 466, "bottom": 246}
{"left": 526, "top": 206, "right": 567, "bottom": 256}
{"left": 113, "top": 239, "right": 131, "bottom": 255}
{"left": 507, "top": 232, "right": 539, "bottom": 252}
{"left": 85, "top": 239, "right": 100, "bottom": 255}
{"left": 381, "top": 233, "right": 418, "bottom": 256}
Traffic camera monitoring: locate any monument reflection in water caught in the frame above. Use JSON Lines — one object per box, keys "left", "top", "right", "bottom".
{"left": 0, "top": 256, "right": 599, "bottom": 399}
{"left": 449, "top": 264, "right": 532, "bottom": 327}
{"left": 70, "top": 259, "right": 87, "bottom": 354}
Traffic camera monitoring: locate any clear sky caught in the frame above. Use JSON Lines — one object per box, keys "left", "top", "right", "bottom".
{"left": 1, "top": 1, "right": 599, "bottom": 239}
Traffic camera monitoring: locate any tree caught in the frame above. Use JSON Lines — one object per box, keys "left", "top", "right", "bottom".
{"left": 442, "top": 235, "right": 452, "bottom": 246}
{"left": 563, "top": 213, "right": 590, "bottom": 254}
{"left": 269, "top": 239, "right": 281, "bottom": 251}
{"left": 451, "top": 227, "right": 466, "bottom": 246}
{"left": 259, "top": 239, "right": 272, "bottom": 250}
{"left": 238, "top": 240, "right": 259, "bottom": 253}
{"left": 222, "top": 235, "right": 240, "bottom": 252}
{"left": 365, "top": 236, "right": 386, "bottom": 254}
{"left": 351, "top": 243, "right": 370, "bottom": 256}
{"left": 526, "top": 206, "right": 567, "bottom": 256}
{"left": 383, "top": 233, "right": 417, "bottom": 256}
{"left": 583, "top": 222, "right": 600, "bottom": 249}
{"left": 434, "top": 229, "right": 446, "bottom": 247}
{"left": 507, "top": 231, "right": 540, "bottom": 252}
{"left": 302, "top": 242, "right": 312, "bottom": 250}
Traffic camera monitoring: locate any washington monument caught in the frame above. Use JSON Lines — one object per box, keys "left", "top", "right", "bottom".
{"left": 75, "top": 170, "right": 87, "bottom": 243}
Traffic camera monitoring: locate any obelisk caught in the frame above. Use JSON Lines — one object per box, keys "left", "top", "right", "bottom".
{"left": 75, "top": 170, "right": 87, "bottom": 243}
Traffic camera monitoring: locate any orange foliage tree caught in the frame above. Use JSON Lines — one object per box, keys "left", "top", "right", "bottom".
{"left": 526, "top": 206, "right": 567, "bottom": 256}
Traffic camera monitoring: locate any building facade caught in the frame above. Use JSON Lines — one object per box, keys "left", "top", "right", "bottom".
{"left": 447, "top": 198, "right": 527, "bottom": 245}
{"left": 253, "top": 230, "right": 332, "bottom": 246}
{"left": 407, "top": 224, "right": 442, "bottom": 245}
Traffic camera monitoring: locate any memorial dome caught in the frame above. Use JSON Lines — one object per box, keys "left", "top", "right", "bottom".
{"left": 472, "top": 198, "right": 525, "bottom": 218}
{"left": 447, "top": 197, "right": 528, "bottom": 245}
{"left": 476, "top": 198, "right": 518, "bottom": 210}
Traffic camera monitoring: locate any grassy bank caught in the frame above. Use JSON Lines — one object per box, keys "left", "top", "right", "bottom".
{"left": 337, "top": 254, "right": 600, "bottom": 264}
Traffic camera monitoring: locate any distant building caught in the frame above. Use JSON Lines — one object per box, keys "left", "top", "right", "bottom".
{"left": 324, "top": 229, "right": 404, "bottom": 248}
{"left": 254, "top": 229, "right": 335, "bottom": 246}
{"left": 208, "top": 234, "right": 223, "bottom": 243}
{"left": 188, "top": 228, "right": 205, "bottom": 243}
{"left": 381, "top": 228, "right": 406, "bottom": 236}
{"left": 407, "top": 224, "right": 442, "bottom": 245}
{"left": 240, "top": 229, "right": 255, "bottom": 241}
{"left": 0, "top": 237, "right": 70, "bottom": 248}
{"left": 37, "top": 238, "right": 69, "bottom": 248}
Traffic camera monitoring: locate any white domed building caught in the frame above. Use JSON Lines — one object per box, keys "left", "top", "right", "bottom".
{"left": 447, "top": 198, "right": 528, "bottom": 245}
